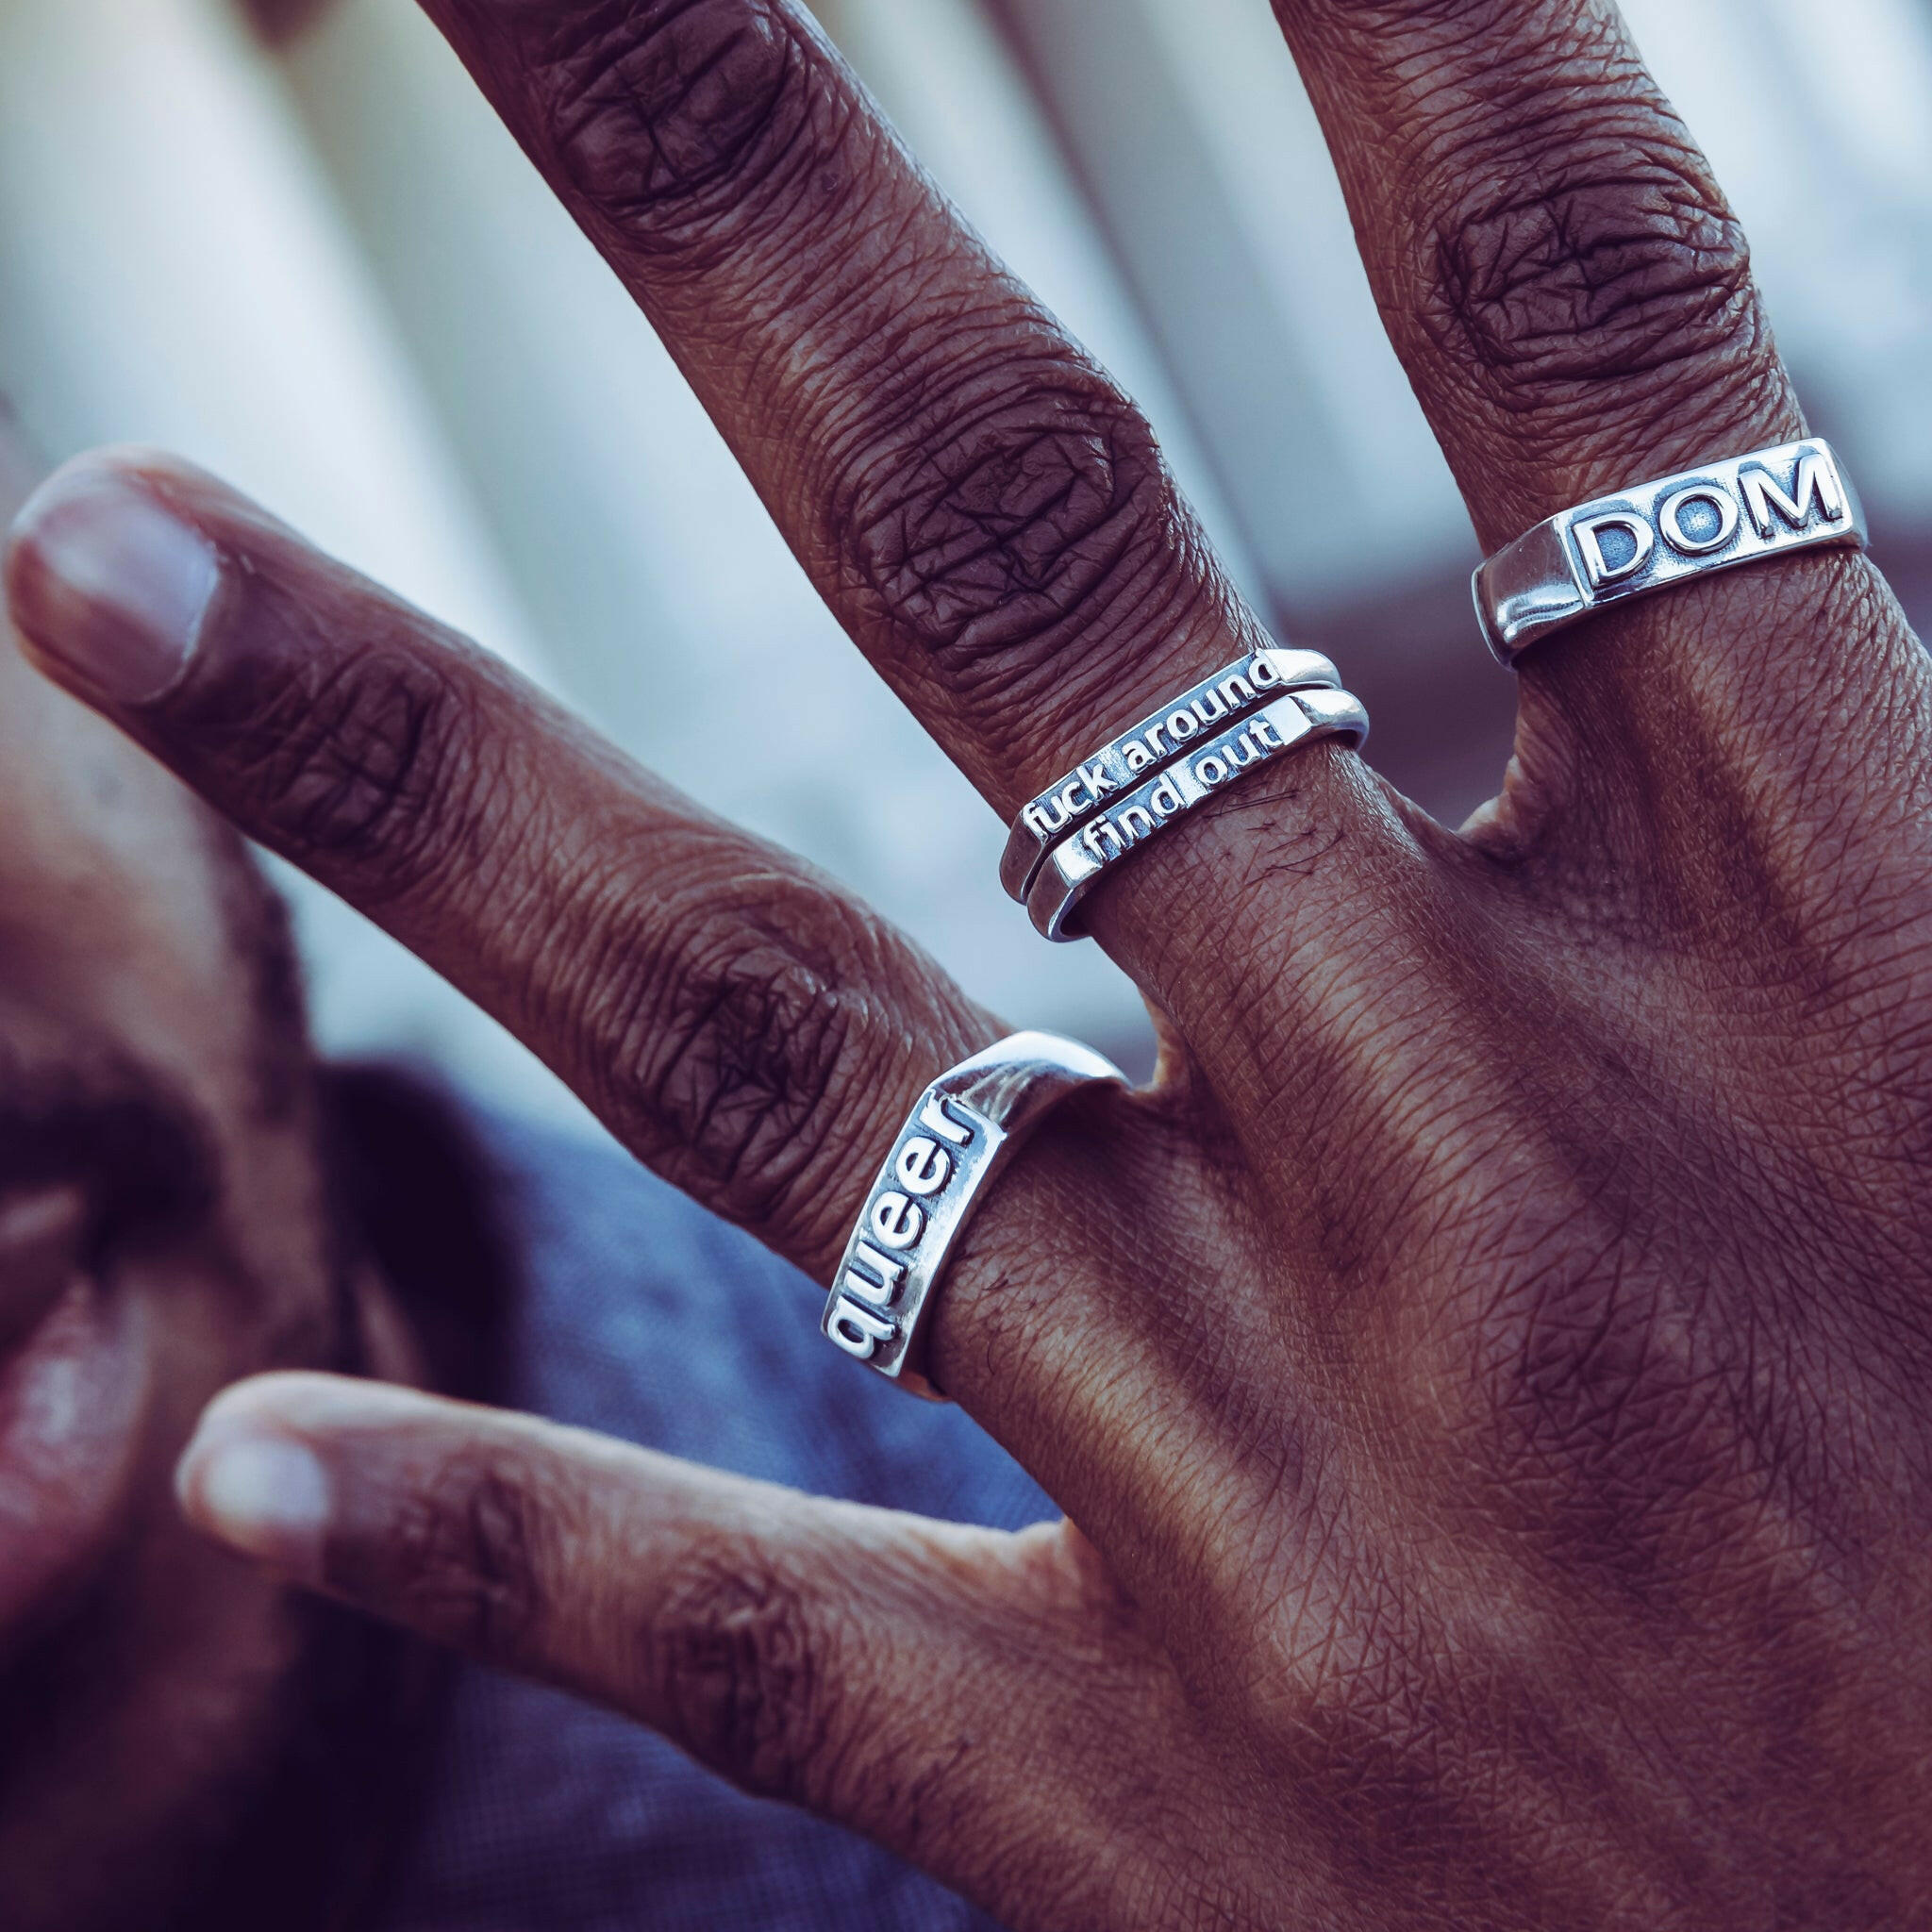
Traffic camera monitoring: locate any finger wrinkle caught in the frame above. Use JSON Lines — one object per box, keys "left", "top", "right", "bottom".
{"left": 478, "top": 0, "right": 804, "bottom": 238}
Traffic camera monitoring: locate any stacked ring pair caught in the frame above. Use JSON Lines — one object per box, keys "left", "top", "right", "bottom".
{"left": 1001, "top": 646, "right": 1371, "bottom": 941}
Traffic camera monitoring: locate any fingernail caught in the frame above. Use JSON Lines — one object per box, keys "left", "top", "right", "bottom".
{"left": 177, "top": 1431, "right": 331, "bottom": 1578}
{"left": 6, "top": 457, "right": 219, "bottom": 703}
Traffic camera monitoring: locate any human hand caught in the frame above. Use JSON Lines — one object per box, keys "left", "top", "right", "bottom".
{"left": 8, "top": 3, "right": 1932, "bottom": 1924}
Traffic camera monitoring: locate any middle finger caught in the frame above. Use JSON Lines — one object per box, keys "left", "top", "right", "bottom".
{"left": 434, "top": 0, "right": 1238, "bottom": 793}
{"left": 419, "top": 0, "right": 1451, "bottom": 1014}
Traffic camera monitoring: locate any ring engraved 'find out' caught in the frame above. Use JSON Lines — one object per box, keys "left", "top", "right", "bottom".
{"left": 823, "top": 1032, "right": 1127, "bottom": 1401}
{"left": 1474, "top": 437, "right": 1868, "bottom": 667}
{"left": 1025, "top": 685, "right": 1370, "bottom": 943}
{"left": 999, "top": 646, "right": 1341, "bottom": 903}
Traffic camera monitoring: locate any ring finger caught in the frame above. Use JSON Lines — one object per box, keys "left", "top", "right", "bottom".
{"left": 1274, "top": 0, "right": 1926, "bottom": 858}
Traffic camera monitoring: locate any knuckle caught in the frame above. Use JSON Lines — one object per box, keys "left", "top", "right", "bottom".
{"left": 564, "top": 874, "right": 907, "bottom": 1246}
{"left": 836, "top": 348, "right": 1214, "bottom": 720}
{"left": 649, "top": 1544, "right": 838, "bottom": 1803}
{"left": 336, "top": 1449, "right": 549, "bottom": 1664}
{"left": 1427, "top": 143, "right": 1767, "bottom": 401}
{"left": 514, "top": 0, "right": 802, "bottom": 249}
{"left": 213, "top": 632, "right": 480, "bottom": 895}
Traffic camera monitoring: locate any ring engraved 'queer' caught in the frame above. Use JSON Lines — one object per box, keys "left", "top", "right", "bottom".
{"left": 822, "top": 1032, "right": 1127, "bottom": 1400}
{"left": 1025, "top": 685, "right": 1370, "bottom": 942}
{"left": 1000, "top": 646, "right": 1341, "bottom": 903}
{"left": 1473, "top": 438, "right": 1868, "bottom": 666}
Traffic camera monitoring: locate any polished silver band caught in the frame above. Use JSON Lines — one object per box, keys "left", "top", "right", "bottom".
{"left": 1000, "top": 646, "right": 1341, "bottom": 903}
{"left": 1025, "top": 685, "right": 1369, "bottom": 942}
{"left": 823, "top": 1032, "right": 1127, "bottom": 1400}
{"left": 1474, "top": 438, "right": 1867, "bottom": 667}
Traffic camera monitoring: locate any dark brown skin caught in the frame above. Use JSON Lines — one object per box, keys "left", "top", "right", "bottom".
{"left": 0, "top": 434, "right": 430, "bottom": 1932}
{"left": 9, "top": 1, "right": 1932, "bottom": 1925}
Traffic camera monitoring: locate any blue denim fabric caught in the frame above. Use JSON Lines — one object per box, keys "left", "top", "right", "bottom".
{"left": 374, "top": 1104, "right": 1055, "bottom": 1931}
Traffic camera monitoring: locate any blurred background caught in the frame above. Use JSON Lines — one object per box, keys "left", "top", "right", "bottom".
{"left": 1, "top": 0, "right": 1928, "bottom": 1120}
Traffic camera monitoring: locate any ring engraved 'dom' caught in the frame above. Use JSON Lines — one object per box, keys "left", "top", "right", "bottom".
{"left": 1000, "top": 646, "right": 1341, "bottom": 904}
{"left": 1024, "top": 685, "right": 1370, "bottom": 943}
{"left": 1473, "top": 438, "right": 1868, "bottom": 667}
{"left": 822, "top": 1032, "right": 1128, "bottom": 1400}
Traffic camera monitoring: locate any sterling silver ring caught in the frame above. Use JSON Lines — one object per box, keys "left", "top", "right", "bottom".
{"left": 1025, "top": 685, "right": 1369, "bottom": 942}
{"left": 1000, "top": 646, "right": 1341, "bottom": 904}
{"left": 822, "top": 1031, "right": 1127, "bottom": 1400}
{"left": 1474, "top": 437, "right": 1868, "bottom": 667}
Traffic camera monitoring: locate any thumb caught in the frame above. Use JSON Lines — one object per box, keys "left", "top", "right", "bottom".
{"left": 175, "top": 1373, "right": 1162, "bottom": 1922}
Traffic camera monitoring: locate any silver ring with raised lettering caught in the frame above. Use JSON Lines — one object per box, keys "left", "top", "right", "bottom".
{"left": 1474, "top": 437, "right": 1868, "bottom": 667}
{"left": 1000, "top": 646, "right": 1341, "bottom": 903}
{"left": 822, "top": 1031, "right": 1127, "bottom": 1401}
{"left": 1025, "top": 685, "right": 1370, "bottom": 943}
